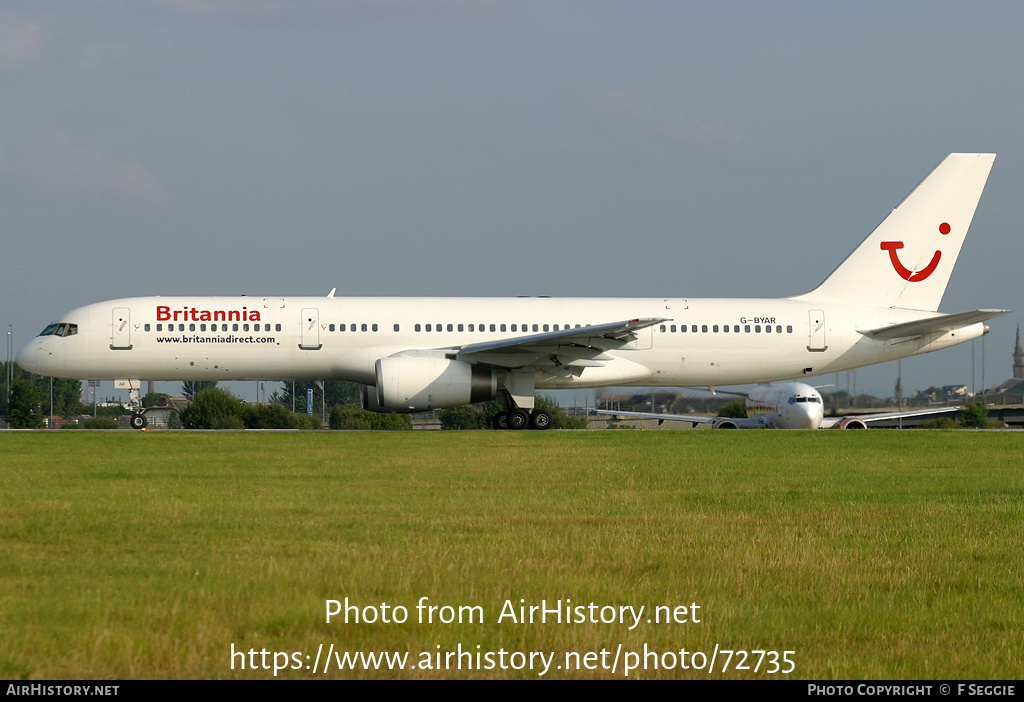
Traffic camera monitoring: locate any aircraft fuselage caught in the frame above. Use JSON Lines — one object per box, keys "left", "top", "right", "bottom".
{"left": 16, "top": 295, "right": 985, "bottom": 388}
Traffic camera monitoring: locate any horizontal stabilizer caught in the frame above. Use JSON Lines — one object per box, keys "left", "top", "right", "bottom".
{"left": 862, "top": 309, "right": 1009, "bottom": 339}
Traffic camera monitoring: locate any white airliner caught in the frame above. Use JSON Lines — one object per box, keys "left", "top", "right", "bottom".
{"left": 16, "top": 153, "right": 1007, "bottom": 430}
{"left": 591, "top": 380, "right": 959, "bottom": 430}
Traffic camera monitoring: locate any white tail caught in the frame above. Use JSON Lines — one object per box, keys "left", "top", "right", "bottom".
{"left": 795, "top": 153, "right": 996, "bottom": 311}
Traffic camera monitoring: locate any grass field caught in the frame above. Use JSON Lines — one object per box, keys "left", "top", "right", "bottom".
{"left": 1, "top": 430, "right": 1021, "bottom": 679}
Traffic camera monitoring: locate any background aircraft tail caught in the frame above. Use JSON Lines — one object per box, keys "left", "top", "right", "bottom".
{"left": 794, "top": 153, "right": 995, "bottom": 311}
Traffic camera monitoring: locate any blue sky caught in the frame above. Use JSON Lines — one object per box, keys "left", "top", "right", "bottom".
{"left": 3, "top": 1, "right": 1022, "bottom": 401}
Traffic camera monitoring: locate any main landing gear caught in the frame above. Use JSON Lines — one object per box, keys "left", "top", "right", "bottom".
{"left": 492, "top": 408, "right": 552, "bottom": 431}
{"left": 490, "top": 374, "right": 551, "bottom": 430}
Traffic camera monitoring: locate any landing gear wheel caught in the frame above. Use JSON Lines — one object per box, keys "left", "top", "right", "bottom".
{"left": 507, "top": 408, "right": 529, "bottom": 430}
{"left": 530, "top": 410, "right": 553, "bottom": 430}
{"left": 130, "top": 413, "right": 148, "bottom": 430}
{"left": 492, "top": 411, "right": 509, "bottom": 430}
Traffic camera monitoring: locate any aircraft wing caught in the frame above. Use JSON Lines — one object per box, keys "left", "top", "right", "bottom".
{"left": 819, "top": 405, "right": 960, "bottom": 429}
{"left": 861, "top": 309, "right": 1009, "bottom": 339}
{"left": 590, "top": 409, "right": 767, "bottom": 429}
{"left": 452, "top": 317, "right": 668, "bottom": 373}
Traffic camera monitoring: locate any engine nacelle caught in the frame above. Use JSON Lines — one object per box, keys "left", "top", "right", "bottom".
{"left": 712, "top": 418, "right": 739, "bottom": 429}
{"left": 373, "top": 356, "right": 497, "bottom": 412}
{"left": 835, "top": 417, "right": 868, "bottom": 429}
{"left": 359, "top": 384, "right": 393, "bottom": 414}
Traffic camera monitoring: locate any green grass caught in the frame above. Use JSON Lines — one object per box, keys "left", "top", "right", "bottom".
{"left": 1, "top": 431, "right": 1022, "bottom": 679}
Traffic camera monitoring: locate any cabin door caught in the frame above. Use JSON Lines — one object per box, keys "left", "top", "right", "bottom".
{"left": 807, "top": 310, "right": 827, "bottom": 352}
{"left": 111, "top": 307, "right": 132, "bottom": 350}
{"left": 300, "top": 308, "right": 322, "bottom": 350}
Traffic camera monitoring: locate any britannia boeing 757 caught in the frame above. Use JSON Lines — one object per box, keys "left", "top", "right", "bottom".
{"left": 17, "top": 153, "right": 1007, "bottom": 429}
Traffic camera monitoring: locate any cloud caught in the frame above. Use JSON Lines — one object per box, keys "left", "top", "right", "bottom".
{"left": 75, "top": 42, "right": 139, "bottom": 74}
{"left": 152, "top": 0, "right": 281, "bottom": 12}
{"left": 0, "top": 18, "right": 45, "bottom": 69}
{"left": 572, "top": 87, "right": 760, "bottom": 164}
{"left": 7, "top": 131, "right": 170, "bottom": 207}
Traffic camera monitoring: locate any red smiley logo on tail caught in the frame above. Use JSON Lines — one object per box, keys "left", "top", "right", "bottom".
{"left": 880, "top": 222, "right": 950, "bottom": 282}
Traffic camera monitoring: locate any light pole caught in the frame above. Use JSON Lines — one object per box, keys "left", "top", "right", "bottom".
{"left": 898, "top": 358, "right": 903, "bottom": 430}
{"left": 6, "top": 325, "right": 12, "bottom": 407}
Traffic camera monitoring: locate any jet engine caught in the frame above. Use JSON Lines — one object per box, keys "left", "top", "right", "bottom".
{"left": 834, "top": 417, "right": 868, "bottom": 429}
{"left": 368, "top": 356, "right": 498, "bottom": 413}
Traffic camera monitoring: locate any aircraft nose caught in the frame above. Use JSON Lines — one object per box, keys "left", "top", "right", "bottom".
{"left": 15, "top": 339, "right": 45, "bottom": 374}
{"left": 794, "top": 402, "right": 822, "bottom": 430}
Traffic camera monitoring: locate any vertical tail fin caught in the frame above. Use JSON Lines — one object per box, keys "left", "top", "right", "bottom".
{"left": 794, "top": 153, "right": 996, "bottom": 311}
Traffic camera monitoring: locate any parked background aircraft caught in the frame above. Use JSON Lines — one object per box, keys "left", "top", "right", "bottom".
{"left": 16, "top": 153, "right": 1006, "bottom": 429}
{"left": 591, "top": 381, "right": 958, "bottom": 429}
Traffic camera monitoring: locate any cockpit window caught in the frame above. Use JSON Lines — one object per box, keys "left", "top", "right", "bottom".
{"left": 39, "top": 323, "right": 78, "bottom": 338}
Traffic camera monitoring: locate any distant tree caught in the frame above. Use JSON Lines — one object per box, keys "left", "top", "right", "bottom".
{"left": 329, "top": 405, "right": 411, "bottom": 430}
{"left": 921, "top": 416, "right": 959, "bottom": 429}
{"left": 240, "top": 402, "right": 305, "bottom": 429}
{"left": 719, "top": 398, "right": 748, "bottom": 418}
{"left": 6, "top": 380, "right": 44, "bottom": 428}
{"left": 24, "top": 377, "right": 83, "bottom": 417}
{"left": 83, "top": 417, "right": 120, "bottom": 429}
{"left": 179, "top": 387, "right": 243, "bottom": 428}
{"left": 280, "top": 381, "right": 360, "bottom": 412}
{"left": 439, "top": 404, "right": 486, "bottom": 430}
{"left": 182, "top": 380, "right": 218, "bottom": 400}
{"left": 960, "top": 401, "right": 990, "bottom": 429}
{"left": 329, "top": 405, "right": 370, "bottom": 430}
{"left": 143, "top": 392, "right": 170, "bottom": 408}
{"left": 2, "top": 363, "right": 82, "bottom": 418}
